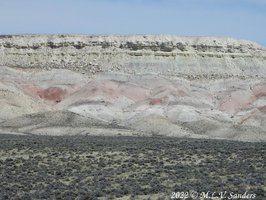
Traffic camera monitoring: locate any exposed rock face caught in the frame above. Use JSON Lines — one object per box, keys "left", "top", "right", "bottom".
{"left": 0, "top": 35, "right": 266, "bottom": 141}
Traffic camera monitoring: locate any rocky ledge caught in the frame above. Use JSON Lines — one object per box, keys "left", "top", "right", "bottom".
{"left": 0, "top": 35, "right": 266, "bottom": 142}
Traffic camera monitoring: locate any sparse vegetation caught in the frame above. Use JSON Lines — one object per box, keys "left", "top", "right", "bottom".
{"left": 0, "top": 134, "right": 265, "bottom": 199}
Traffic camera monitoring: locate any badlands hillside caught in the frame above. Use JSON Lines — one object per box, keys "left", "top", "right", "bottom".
{"left": 0, "top": 35, "right": 266, "bottom": 142}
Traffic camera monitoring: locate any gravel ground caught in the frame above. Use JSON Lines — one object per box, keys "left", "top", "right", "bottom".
{"left": 0, "top": 134, "right": 265, "bottom": 200}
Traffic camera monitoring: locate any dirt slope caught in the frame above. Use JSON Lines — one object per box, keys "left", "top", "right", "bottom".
{"left": 0, "top": 35, "right": 266, "bottom": 141}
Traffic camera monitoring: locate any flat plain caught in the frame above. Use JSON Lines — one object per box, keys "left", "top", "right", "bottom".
{"left": 0, "top": 134, "right": 265, "bottom": 199}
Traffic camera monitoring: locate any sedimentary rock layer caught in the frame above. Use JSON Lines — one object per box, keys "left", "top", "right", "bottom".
{"left": 0, "top": 35, "right": 266, "bottom": 141}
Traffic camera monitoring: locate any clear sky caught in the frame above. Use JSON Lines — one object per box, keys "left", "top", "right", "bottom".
{"left": 0, "top": 0, "right": 265, "bottom": 46}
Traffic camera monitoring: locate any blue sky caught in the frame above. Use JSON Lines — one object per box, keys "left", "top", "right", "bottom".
{"left": 0, "top": 0, "right": 265, "bottom": 46}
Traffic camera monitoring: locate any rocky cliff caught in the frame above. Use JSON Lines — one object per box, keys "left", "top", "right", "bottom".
{"left": 1, "top": 35, "right": 266, "bottom": 141}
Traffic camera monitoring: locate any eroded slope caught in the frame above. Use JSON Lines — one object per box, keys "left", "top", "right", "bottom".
{"left": 0, "top": 35, "right": 266, "bottom": 141}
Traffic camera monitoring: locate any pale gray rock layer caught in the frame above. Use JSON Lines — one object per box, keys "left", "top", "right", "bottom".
{"left": 0, "top": 35, "right": 266, "bottom": 142}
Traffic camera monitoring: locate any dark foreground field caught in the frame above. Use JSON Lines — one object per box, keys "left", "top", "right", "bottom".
{"left": 0, "top": 134, "right": 265, "bottom": 200}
